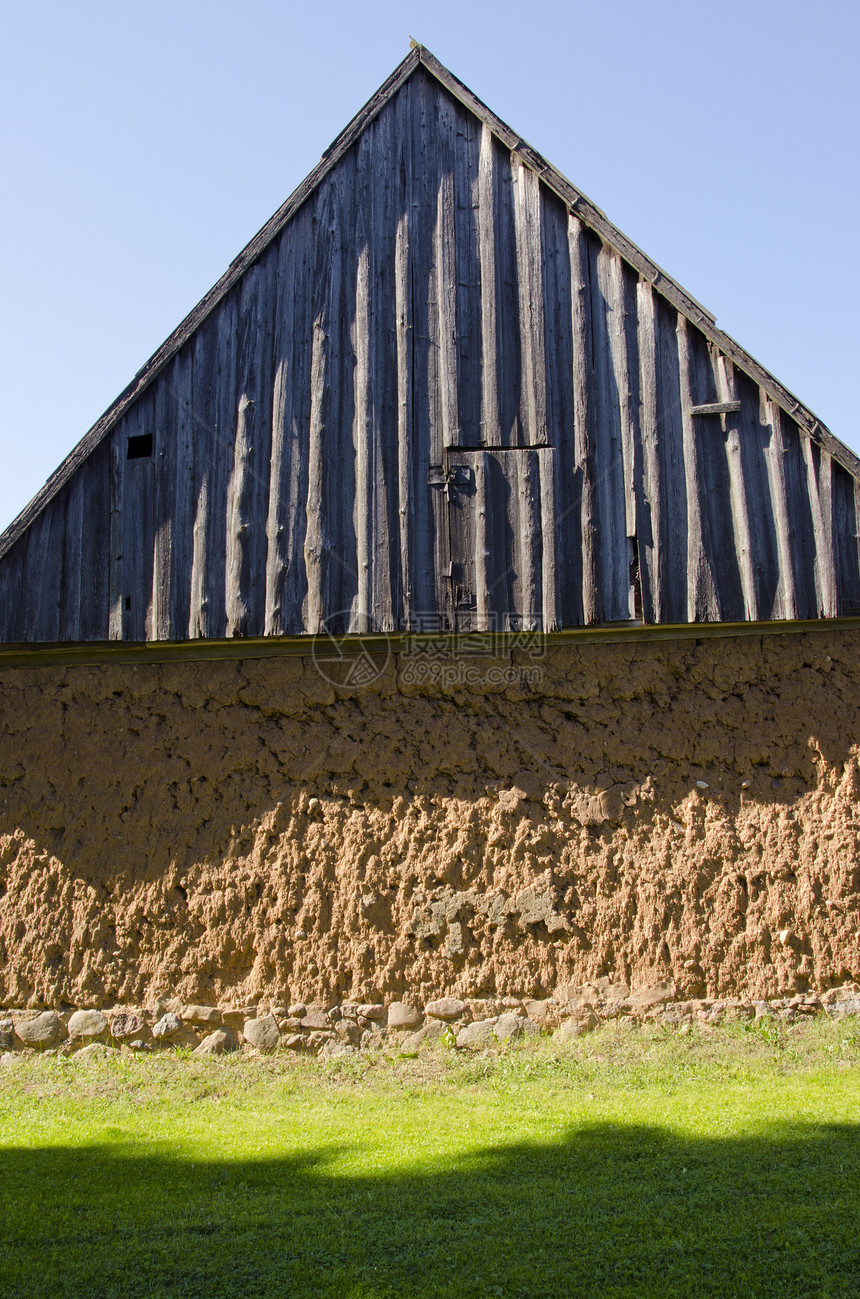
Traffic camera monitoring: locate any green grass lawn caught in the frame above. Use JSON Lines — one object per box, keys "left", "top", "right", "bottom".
{"left": 2, "top": 1017, "right": 859, "bottom": 1298}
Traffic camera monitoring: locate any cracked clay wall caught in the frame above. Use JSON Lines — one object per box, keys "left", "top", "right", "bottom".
{"left": 0, "top": 631, "right": 858, "bottom": 1009}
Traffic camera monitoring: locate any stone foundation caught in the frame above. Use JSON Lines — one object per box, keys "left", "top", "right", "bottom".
{"left": 2, "top": 983, "right": 859, "bottom": 1065}
{"left": 0, "top": 629, "right": 859, "bottom": 1009}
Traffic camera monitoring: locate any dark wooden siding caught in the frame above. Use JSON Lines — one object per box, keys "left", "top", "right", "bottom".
{"left": 0, "top": 64, "right": 857, "bottom": 643}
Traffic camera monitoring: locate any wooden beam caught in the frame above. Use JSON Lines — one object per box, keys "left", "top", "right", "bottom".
{"left": 0, "top": 616, "right": 858, "bottom": 671}
{"left": 689, "top": 401, "right": 742, "bottom": 416}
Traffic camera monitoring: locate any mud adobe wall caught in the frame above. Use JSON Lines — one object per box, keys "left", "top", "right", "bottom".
{"left": 0, "top": 630, "right": 858, "bottom": 1009}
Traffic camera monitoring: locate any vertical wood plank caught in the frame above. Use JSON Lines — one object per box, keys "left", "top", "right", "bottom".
{"left": 225, "top": 253, "right": 276, "bottom": 636}
{"left": 513, "top": 447, "right": 542, "bottom": 628}
{"left": 352, "top": 230, "right": 372, "bottom": 631}
{"left": 151, "top": 364, "right": 176, "bottom": 640}
{"left": 188, "top": 315, "right": 217, "bottom": 638}
{"left": 81, "top": 439, "right": 113, "bottom": 636}
{"left": 120, "top": 394, "right": 156, "bottom": 641}
{"left": 265, "top": 209, "right": 312, "bottom": 635}
{"left": 688, "top": 331, "right": 743, "bottom": 621}
{"left": 651, "top": 295, "right": 689, "bottom": 622}
{"left": 676, "top": 315, "right": 717, "bottom": 620}
{"left": 108, "top": 426, "right": 125, "bottom": 640}
{"left": 170, "top": 347, "right": 195, "bottom": 638}
{"left": 0, "top": 539, "right": 23, "bottom": 641}
{"left": 202, "top": 292, "right": 237, "bottom": 638}
{"left": 493, "top": 141, "right": 521, "bottom": 447}
{"left": 538, "top": 447, "right": 557, "bottom": 630}
{"left": 329, "top": 153, "right": 359, "bottom": 628}
{"left": 606, "top": 254, "right": 637, "bottom": 541}
{"left": 401, "top": 73, "right": 436, "bottom": 625}
{"left": 539, "top": 188, "right": 578, "bottom": 627}
{"left": 351, "top": 103, "right": 399, "bottom": 635}
{"left": 473, "top": 450, "right": 491, "bottom": 629}
{"left": 60, "top": 466, "right": 84, "bottom": 640}
{"left": 394, "top": 117, "right": 414, "bottom": 630}
{"left": 717, "top": 355, "right": 758, "bottom": 620}
{"left": 605, "top": 251, "right": 641, "bottom": 622}
{"left": 802, "top": 440, "right": 838, "bottom": 617}
{"left": 590, "top": 238, "right": 630, "bottom": 620}
{"left": 23, "top": 507, "right": 61, "bottom": 641}
{"left": 477, "top": 123, "right": 500, "bottom": 449}
{"left": 761, "top": 401, "right": 797, "bottom": 620}
{"left": 635, "top": 277, "right": 660, "bottom": 622}
{"left": 305, "top": 156, "right": 360, "bottom": 633}
{"left": 395, "top": 195, "right": 414, "bottom": 627}
{"left": 818, "top": 449, "right": 837, "bottom": 617}
{"left": 512, "top": 157, "right": 547, "bottom": 447}
{"left": 830, "top": 463, "right": 860, "bottom": 615}
{"left": 434, "top": 165, "right": 458, "bottom": 450}
{"left": 727, "top": 372, "right": 781, "bottom": 620}
{"left": 851, "top": 474, "right": 860, "bottom": 613}
{"left": 780, "top": 414, "right": 818, "bottom": 618}
{"left": 568, "top": 214, "right": 597, "bottom": 623}
{"left": 411, "top": 70, "right": 450, "bottom": 625}
{"left": 304, "top": 307, "right": 327, "bottom": 634}
{"left": 370, "top": 100, "right": 402, "bottom": 632}
{"left": 74, "top": 440, "right": 111, "bottom": 640}
{"left": 453, "top": 105, "right": 482, "bottom": 448}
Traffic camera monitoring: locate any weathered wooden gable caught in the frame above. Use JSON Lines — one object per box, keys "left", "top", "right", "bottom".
{"left": 1, "top": 47, "right": 859, "bottom": 644}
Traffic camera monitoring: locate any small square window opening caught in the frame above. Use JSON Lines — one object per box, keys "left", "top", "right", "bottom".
{"left": 127, "top": 432, "right": 153, "bottom": 459}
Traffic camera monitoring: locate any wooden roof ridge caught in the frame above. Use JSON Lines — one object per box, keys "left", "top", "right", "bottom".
{"left": 1, "top": 43, "right": 857, "bottom": 561}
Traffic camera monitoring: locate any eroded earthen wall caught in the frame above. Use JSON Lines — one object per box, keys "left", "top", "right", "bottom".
{"left": 0, "top": 631, "right": 858, "bottom": 1009}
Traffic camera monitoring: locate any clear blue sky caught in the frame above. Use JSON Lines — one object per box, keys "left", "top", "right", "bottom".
{"left": 1, "top": 0, "right": 857, "bottom": 532}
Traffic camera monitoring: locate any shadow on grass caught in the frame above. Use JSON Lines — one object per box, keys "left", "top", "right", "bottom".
{"left": 2, "top": 1120, "right": 859, "bottom": 1297}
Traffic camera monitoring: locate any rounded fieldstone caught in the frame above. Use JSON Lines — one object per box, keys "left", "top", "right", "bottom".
{"left": 243, "top": 1014, "right": 281, "bottom": 1053}
{"left": 828, "top": 998, "right": 860, "bottom": 1018}
{"left": 523, "top": 999, "right": 551, "bottom": 1024}
{"left": 400, "top": 1020, "right": 447, "bottom": 1052}
{"left": 425, "top": 998, "right": 468, "bottom": 1021}
{"left": 152, "top": 1012, "right": 183, "bottom": 1040}
{"left": 494, "top": 1013, "right": 538, "bottom": 1042}
{"left": 555, "top": 1014, "right": 599, "bottom": 1042}
{"left": 68, "top": 1009, "right": 109, "bottom": 1040}
{"left": 356, "top": 1004, "right": 386, "bottom": 1021}
{"left": 300, "top": 1010, "right": 330, "bottom": 1030}
{"left": 387, "top": 1002, "right": 422, "bottom": 1030}
{"left": 335, "top": 1020, "right": 363, "bottom": 1045}
{"left": 192, "top": 1028, "right": 239, "bottom": 1057}
{"left": 15, "top": 1012, "right": 61, "bottom": 1048}
{"left": 110, "top": 1012, "right": 145, "bottom": 1040}
{"left": 75, "top": 1042, "right": 115, "bottom": 1062}
{"left": 320, "top": 1040, "right": 355, "bottom": 1060}
{"left": 282, "top": 1034, "right": 307, "bottom": 1052}
{"left": 180, "top": 1005, "right": 221, "bottom": 1025}
{"left": 1, "top": 1051, "right": 19, "bottom": 1066}
{"left": 456, "top": 1017, "right": 498, "bottom": 1048}
{"left": 0, "top": 1029, "right": 13, "bottom": 1051}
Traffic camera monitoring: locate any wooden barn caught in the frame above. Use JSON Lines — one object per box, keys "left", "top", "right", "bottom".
{"left": 0, "top": 47, "right": 858, "bottom": 1028}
